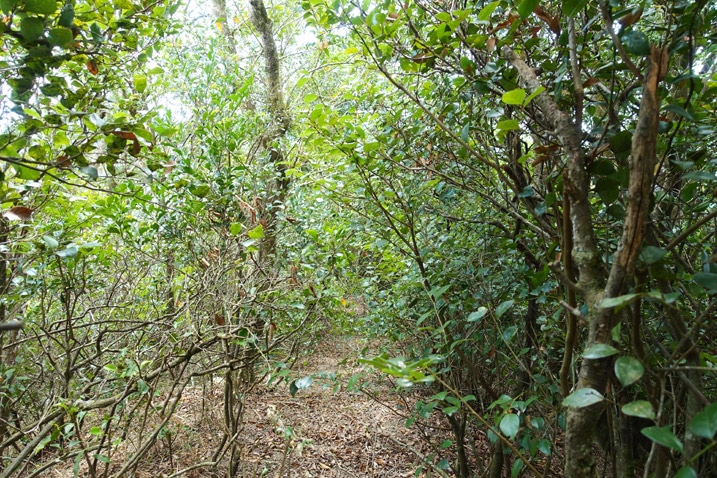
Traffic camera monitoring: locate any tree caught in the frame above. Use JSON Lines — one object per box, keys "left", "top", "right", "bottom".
{"left": 300, "top": 0, "right": 717, "bottom": 475}
{"left": 0, "top": 0, "right": 329, "bottom": 474}
{"left": 2, "top": 0, "right": 716, "bottom": 475}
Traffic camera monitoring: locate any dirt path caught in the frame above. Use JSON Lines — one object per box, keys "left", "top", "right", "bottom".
{"left": 43, "top": 336, "right": 461, "bottom": 478}
{"left": 231, "top": 337, "right": 452, "bottom": 477}
{"left": 129, "top": 336, "right": 457, "bottom": 478}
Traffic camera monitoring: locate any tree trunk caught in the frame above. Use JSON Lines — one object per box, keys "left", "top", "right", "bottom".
{"left": 504, "top": 45, "right": 667, "bottom": 477}
{"left": 248, "top": 0, "right": 290, "bottom": 265}
{"left": 210, "top": 0, "right": 238, "bottom": 54}
{"left": 566, "top": 46, "right": 667, "bottom": 477}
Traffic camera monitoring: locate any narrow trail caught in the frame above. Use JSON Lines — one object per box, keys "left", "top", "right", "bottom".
{"left": 230, "top": 337, "right": 453, "bottom": 477}
{"left": 108, "top": 336, "right": 459, "bottom": 478}
{"left": 45, "top": 336, "right": 570, "bottom": 477}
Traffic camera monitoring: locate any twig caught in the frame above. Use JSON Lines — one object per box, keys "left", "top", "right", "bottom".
{"left": 597, "top": 0, "right": 643, "bottom": 81}
{"left": 665, "top": 208, "right": 717, "bottom": 251}
{"left": 387, "top": 436, "right": 452, "bottom": 478}
{"left": 560, "top": 300, "right": 586, "bottom": 320}
{"left": 549, "top": 262, "right": 585, "bottom": 296}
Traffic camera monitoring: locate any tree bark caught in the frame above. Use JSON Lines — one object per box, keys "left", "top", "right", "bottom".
{"left": 248, "top": 0, "right": 290, "bottom": 135}
{"left": 504, "top": 45, "right": 668, "bottom": 477}
{"left": 248, "top": 0, "right": 290, "bottom": 264}
{"left": 210, "top": 0, "right": 238, "bottom": 55}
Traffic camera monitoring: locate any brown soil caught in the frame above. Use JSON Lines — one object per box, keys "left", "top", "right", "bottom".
{"left": 225, "top": 336, "right": 458, "bottom": 477}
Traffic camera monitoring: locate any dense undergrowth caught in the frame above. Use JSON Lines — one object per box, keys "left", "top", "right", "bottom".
{"left": 2, "top": 0, "right": 717, "bottom": 476}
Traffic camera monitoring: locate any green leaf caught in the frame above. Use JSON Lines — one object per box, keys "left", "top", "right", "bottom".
{"left": 34, "top": 433, "right": 53, "bottom": 453}
{"left": 683, "top": 171, "right": 717, "bottom": 181}
{"left": 664, "top": 104, "right": 694, "bottom": 121}
{"left": 524, "top": 86, "right": 545, "bottom": 105}
{"left": 48, "top": 27, "right": 72, "bottom": 47}
{"left": 58, "top": 3, "right": 74, "bottom": 27}
{"left": 478, "top": 1, "right": 500, "bottom": 21}
{"left": 495, "top": 300, "right": 514, "bottom": 319}
{"left": 431, "top": 391, "right": 448, "bottom": 401}
{"left": 460, "top": 56, "right": 475, "bottom": 74}
{"left": 600, "top": 293, "right": 640, "bottom": 309}
{"left": 247, "top": 224, "right": 264, "bottom": 239}
{"left": 133, "top": 74, "right": 147, "bottom": 93}
{"left": 41, "top": 235, "right": 59, "bottom": 249}
{"left": 73, "top": 450, "right": 84, "bottom": 475}
{"left": 90, "top": 22, "right": 103, "bottom": 43}
{"left": 499, "top": 413, "right": 520, "bottom": 439}
{"left": 289, "top": 376, "right": 314, "bottom": 396}
{"left": 0, "top": 0, "right": 17, "bottom": 14}
{"left": 693, "top": 272, "right": 717, "bottom": 292}
{"left": 621, "top": 30, "right": 651, "bottom": 56}
{"left": 14, "top": 164, "right": 41, "bottom": 180}
{"left": 503, "top": 325, "right": 518, "bottom": 343}
{"left": 595, "top": 177, "right": 620, "bottom": 204}
{"left": 20, "top": 16, "right": 45, "bottom": 42}
{"left": 641, "top": 426, "right": 683, "bottom": 453}
{"left": 362, "top": 141, "right": 380, "bottom": 153}
{"left": 229, "top": 223, "right": 243, "bottom": 235}
{"left": 606, "top": 203, "right": 624, "bottom": 219}
{"left": 582, "top": 343, "right": 619, "bottom": 359}
{"left": 609, "top": 130, "right": 633, "bottom": 155}
{"left": 189, "top": 184, "right": 210, "bottom": 198}
{"left": 89, "top": 426, "right": 103, "bottom": 436}
{"left": 562, "top": 0, "right": 588, "bottom": 17}
{"left": 674, "top": 467, "right": 697, "bottom": 478}
{"left": 614, "top": 356, "right": 644, "bottom": 386}
{"left": 303, "top": 93, "right": 318, "bottom": 103}
{"left": 688, "top": 402, "right": 717, "bottom": 439}
{"left": 461, "top": 123, "right": 470, "bottom": 142}
{"left": 56, "top": 245, "right": 78, "bottom": 258}
{"left": 429, "top": 284, "right": 450, "bottom": 299}
{"left": 517, "top": 0, "right": 539, "bottom": 19}
{"left": 621, "top": 400, "right": 655, "bottom": 421}
{"left": 24, "top": 0, "right": 57, "bottom": 14}
{"left": 497, "top": 119, "right": 519, "bottom": 131}
{"left": 562, "top": 388, "right": 604, "bottom": 408}
{"left": 79, "top": 166, "right": 98, "bottom": 180}
{"left": 640, "top": 246, "right": 667, "bottom": 265}
{"left": 95, "top": 454, "right": 110, "bottom": 464}
{"left": 511, "top": 459, "right": 524, "bottom": 478}
{"left": 538, "top": 439, "right": 551, "bottom": 455}
{"left": 467, "top": 307, "right": 487, "bottom": 322}
{"left": 518, "top": 186, "right": 534, "bottom": 198}
{"left": 502, "top": 88, "right": 526, "bottom": 105}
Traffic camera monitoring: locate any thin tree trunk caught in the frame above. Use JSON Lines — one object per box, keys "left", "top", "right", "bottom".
{"left": 210, "top": 0, "right": 239, "bottom": 54}
{"left": 0, "top": 219, "right": 11, "bottom": 447}
{"left": 503, "top": 45, "right": 668, "bottom": 477}
{"left": 248, "top": 0, "right": 290, "bottom": 264}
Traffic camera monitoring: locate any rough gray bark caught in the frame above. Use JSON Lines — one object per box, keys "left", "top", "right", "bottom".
{"left": 248, "top": 0, "right": 290, "bottom": 264}
{"left": 248, "top": 0, "right": 290, "bottom": 135}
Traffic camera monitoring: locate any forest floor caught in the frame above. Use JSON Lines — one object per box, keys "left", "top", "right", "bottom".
{"left": 173, "top": 335, "right": 471, "bottom": 478}
{"left": 44, "top": 335, "right": 573, "bottom": 478}
{"left": 226, "top": 336, "right": 462, "bottom": 478}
